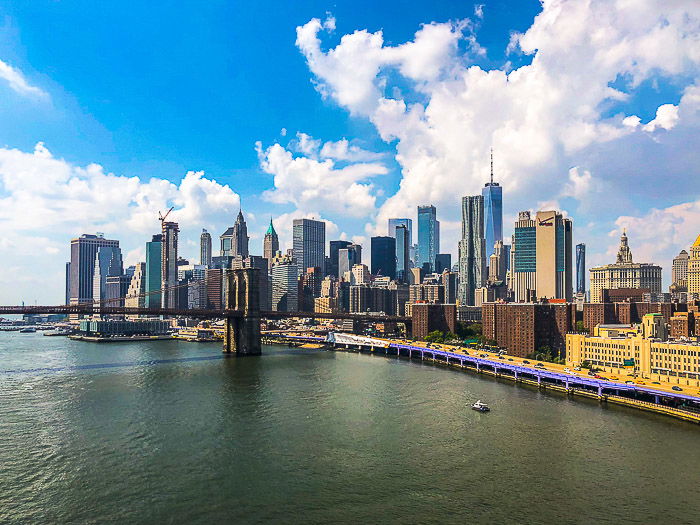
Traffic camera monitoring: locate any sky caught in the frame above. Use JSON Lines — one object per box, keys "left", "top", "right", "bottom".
{"left": 0, "top": 0, "right": 699, "bottom": 304}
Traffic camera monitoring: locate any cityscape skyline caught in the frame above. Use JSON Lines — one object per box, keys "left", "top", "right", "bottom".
{"left": 0, "top": 1, "right": 699, "bottom": 304}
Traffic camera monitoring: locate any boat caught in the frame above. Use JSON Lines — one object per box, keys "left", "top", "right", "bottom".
{"left": 19, "top": 327, "right": 36, "bottom": 333}
{"left": 43, "top": 329, "right": 72, "bottom": 336}
{"left": 471, "top": 400, "right": 490, "bottom": 412}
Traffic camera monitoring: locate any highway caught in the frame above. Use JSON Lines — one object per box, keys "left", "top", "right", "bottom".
{"left": 384, "top": 337, "right": 700, "bottom": 400}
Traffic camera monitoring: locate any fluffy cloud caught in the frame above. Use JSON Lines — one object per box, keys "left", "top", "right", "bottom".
{"left": 0, "top": 143, "right": 241, "bottom": 303}
{"left": 295, "top": 1, "right": 700, "bottom": 264}
{"left": 608, "top": 199, "right": 700, "bottom": 282}
{"left": 256, "top": 136, "right": 387, "bottom": 218}
{"left": 0, "top": 59, "right": 48, "bottom": 99}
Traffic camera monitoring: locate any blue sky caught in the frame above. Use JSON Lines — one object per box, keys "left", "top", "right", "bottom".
{"left": 0, "top": 0, "right": 698, "bottom": 303}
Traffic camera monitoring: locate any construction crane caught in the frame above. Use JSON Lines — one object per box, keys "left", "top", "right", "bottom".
{"left": 158, "top": 206, "right": 174, "bottom": 223}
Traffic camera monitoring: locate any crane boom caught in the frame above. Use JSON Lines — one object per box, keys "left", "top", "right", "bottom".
{"left": 158, "top": 206, "right": 174, "bottom": 222}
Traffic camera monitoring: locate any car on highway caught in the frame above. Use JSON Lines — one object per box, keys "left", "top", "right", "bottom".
{"left": 594, "top": 374, "right": 603, "bottom": 379}
{"left": 672, "top": 386, "right": 683, "bottom": 391}
{"left": 574, "top": 366, "right": 581, "bottom": 371}
{"left": 523, "top": 360, "right": 530, "bottom": 364}
{"left": 625, "top": 381, "right": 634, "bottom": 384}
{"left": 564, "top": 367, "right": 571, "bottom": 373}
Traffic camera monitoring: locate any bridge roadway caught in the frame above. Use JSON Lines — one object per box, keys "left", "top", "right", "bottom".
{"left": 0, "top": 305, "right": 411, "bottom": 324}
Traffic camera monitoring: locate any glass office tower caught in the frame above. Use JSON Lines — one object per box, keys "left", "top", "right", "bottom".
{"left": 417, "top": 206, "right": 439, "bottom": 273}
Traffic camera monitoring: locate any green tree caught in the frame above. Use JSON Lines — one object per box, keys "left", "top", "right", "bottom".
{"left": 575, "top": 320, "right": 588, "bottom": 333}
{"left": 424, "top": 330, "right": 445, "bottom": 343}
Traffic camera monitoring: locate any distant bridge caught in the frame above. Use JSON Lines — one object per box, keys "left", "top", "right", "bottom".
{"left": 0, "top": 269, "right": 412, "bottom": 356}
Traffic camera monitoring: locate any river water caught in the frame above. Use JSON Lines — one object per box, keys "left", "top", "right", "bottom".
{"left": 1, "top": 332, "right": 699, "bottom": 524}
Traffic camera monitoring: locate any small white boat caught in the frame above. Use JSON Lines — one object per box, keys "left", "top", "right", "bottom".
{"left": 19, "top": 327, "right": 36, "bottom": 333}
{"left": 471, "top": 400, "right": 490, "bottom": 412}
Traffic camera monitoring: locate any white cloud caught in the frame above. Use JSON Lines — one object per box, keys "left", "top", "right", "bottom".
{"left": 0, "top": 143, "right": 241, "bottom": 303}
{"left": 642, "top": 103, "right": 680, "bottom": 132}
{"left": 562, "top": 167, "right": 595, "bottom": 200}
{"left": 256, "top": 138, "right": 387, "bottom": 218}
{"left": 319, "top": 138, "right": 384, "bottom": 162}
{"left": 0, "top": 59, "right": 48, "bottom": 99}
{"left": 611, "top": 199, "right": 700, "bottom": 284}
{"left": 296, "top": 2, "right": 700, "bottom": 260}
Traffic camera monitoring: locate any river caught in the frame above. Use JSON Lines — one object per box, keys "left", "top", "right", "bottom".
{"left": 1, "top": 332, "right": 699, "bottom": 524}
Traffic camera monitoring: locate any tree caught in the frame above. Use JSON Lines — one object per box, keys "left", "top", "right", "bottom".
{"left": 575, "top": 320, "right": 588, "bottom": 333}
{"left": 424, "top": 330, "right": 445, "bottom": 343}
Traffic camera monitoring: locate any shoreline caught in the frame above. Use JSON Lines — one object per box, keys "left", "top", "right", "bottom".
{"left": 323, "top": 343, "right": 700, "bottom": 425}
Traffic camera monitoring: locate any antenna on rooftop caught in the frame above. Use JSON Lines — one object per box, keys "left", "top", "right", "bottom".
{"left": 490, "top": 148, "right": 494, "bottom": 185}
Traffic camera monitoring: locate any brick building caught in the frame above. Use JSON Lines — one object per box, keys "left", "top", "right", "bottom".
{"left": 412, "top": 304, "right": 456, "bottom": 339}
{"left": 482, "top": 302, "right": 576, "bottom": 357}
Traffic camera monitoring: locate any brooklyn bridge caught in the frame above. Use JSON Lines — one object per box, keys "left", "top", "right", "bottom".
{"left": 0, "top": 268, "right": 412, "bottom": 355}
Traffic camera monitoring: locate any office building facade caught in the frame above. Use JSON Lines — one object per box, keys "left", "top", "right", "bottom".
{"left": 125, "top": 262, "right": 146, "bottom": 309}
{"left": 144, "top": 234, "right": 162, "bottom": 308}
{"left": 417, "top": 205, "right": 439, "bottom": 272}
{"left": 92, "top": 245, "right": 124, "bottom": 304}
{"left": 69, "top": 234, "right": 120, "bottom": 304}
{"left": 458, "top": 195, "right": 486, "bottom": 305}
{"left": 200, "top": 229, "right": 212, "bottom": 266}
{"left": 394, "top": 225, "right": 410, "bottom": 282}
{"left": 576, "top": 243, "right": 586, "bottom": 294}
{"left": 482, "top": 153, "right": 503, "bottom": 260}
{"left": 329, "top": 240, "right": 352, "bottom": 279}
{"left": 293, "top": 218, "right": 326, "bottom": 276}
{"left": 220, "top": 210, "right": 249, "bottom": 257}
{"left": 338, "top": 244, "right": 362, "bottom": 280}
{"left": 161, "top": 221, "right": 179, "bottom": 309}
{"left": 589, "top": 231, "right": 662, "bottom": 303}
{"left": 688, "top": 235, "right": 700, "bottom": 295}
{"left": 271, "top": 260, "right": 298, "bottom": 312}
{"left": 263, "top": 219, "right": 279, "bottom": 265}
{"left": 371, "top": 236, "right": 397, "bottom": 279}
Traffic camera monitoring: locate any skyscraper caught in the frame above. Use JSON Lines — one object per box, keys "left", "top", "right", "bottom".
{"left": 576, "top": 243, "right": 586, "bottom": 294}
{"left": 511, "top": 211, "right": 537, "bottom": 302}
{"left": 293, "top": 218, "right": 325, "bottom": 276}
{"left": 69, "top": 234, "right": 120, "bottom": 304}
{"left": 671, "top": 249, "right": 689, "bottom": 290}
{"left": 534, "top": 211, "right": 573, "bottom": 301}
{"left": 271, "top": 259, "right": 298, "bottom": 311}
{"left": 458, "top": 195, "right": 486, "bottom": 305}
{"left": 145, "top": 234, "right": 162, "bottom": 308}
{"left": 220, "top": 210, "right": 249, "bottom": 257}
{"left": 161, "top": 221, "right": 179, "bottom": 308}
{"left": 589, "top": 231, "right": 661, "bottom": 303}
{"left": 388, "top": 218, "right": 413, "bottom": 267}
{"left": 417, "top": 205, "right": 439, "bottom": 272}
{"left": 200, "top": 229, "right": 212, "bottom": 266}
{"left": 329, "top": 240, "right": 352, "bottom": 278}
{"left": 371, "top": 236, "right": 397, "bottom": 279}
{"left": 395, "top": 225, "right": 410, "bottom": 282}
{"left": 92, "top": 245, "right": 124, "bottom": 303}
{"left": 263, "top": 218, "right": 279, "bottom": 264}
{"left": 511, "top": 210, "right": 572, "bottom": 302}
{"left": 338, "top": 244, "right": 362, "bottom": 280}
{"left": 482, "top": 150, "right": 503, "bottom": 260}
{"left": 688, "top": 235, "right": 700, "bottom": 295}
{"left": 65, "top": 262, "right": 71, "bottom": 305}
{"left": 125, "top": 262, "right": 146, "bottom": 309}
{"left": 488, "top": 240, "right": 506, "bottom": 282}
{"left": 435, "top": 254, "right": 452, "bottom": 274}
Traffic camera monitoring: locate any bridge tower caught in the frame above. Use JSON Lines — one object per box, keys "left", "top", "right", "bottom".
{"left": 223, "top": 268, "right": 261, "bottom": 356}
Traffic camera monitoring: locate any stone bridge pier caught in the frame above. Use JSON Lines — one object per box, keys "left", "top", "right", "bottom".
{"left": 223, "top": 268, "right": 261, "bottom": 356}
